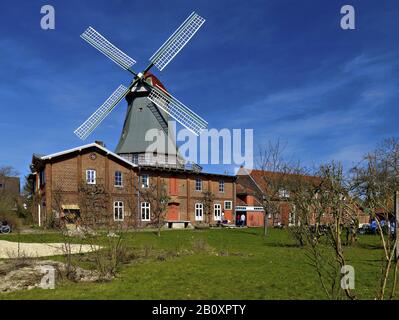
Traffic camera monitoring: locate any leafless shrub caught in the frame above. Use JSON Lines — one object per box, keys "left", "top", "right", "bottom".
{"left": 143, "top": 244, "right": 154, "bottom": 258}
{"left": 140, "top": 180, "right": 170, "bottom": 237}
{"left": 288, "top": 161, "right": 358, "bottom": 300}
{"left": 201, "top": 191, "right": 215, "bottom": 225}
{"left": 192, "top": 237, "right": 214, "bottom": 254}
{"left": 350, "top": 137, "right": 399, "bottom": 299}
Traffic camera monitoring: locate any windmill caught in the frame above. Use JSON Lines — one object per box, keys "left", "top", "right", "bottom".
{"left": 74, "top": 12, "right": 207, "bottom": 166}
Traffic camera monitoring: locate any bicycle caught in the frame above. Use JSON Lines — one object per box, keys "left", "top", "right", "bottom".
{"left": 0, "top": 221, "right": 11, "bottom": 234}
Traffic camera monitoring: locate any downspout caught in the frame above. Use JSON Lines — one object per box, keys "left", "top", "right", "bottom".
{"left": 137, "top": 166, "right": 141, "bottom": 228}
{"left": 38, "top": 203, "right": 41, "bottom": 227}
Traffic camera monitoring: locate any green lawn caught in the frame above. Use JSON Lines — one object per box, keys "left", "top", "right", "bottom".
{"left": 0, "top": 228, "right": 386, "bottom": 299}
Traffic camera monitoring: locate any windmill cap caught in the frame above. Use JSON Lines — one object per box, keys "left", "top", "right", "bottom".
{"left": 126, "top": 72, "right": 168, "bottom": 100}
{"left": 144, "top": 72, "right": 167, "bottom": 92}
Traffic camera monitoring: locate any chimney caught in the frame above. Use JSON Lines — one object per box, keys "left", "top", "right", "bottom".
{"left": 95, "top": 140, "right": 105, "bottom": 147}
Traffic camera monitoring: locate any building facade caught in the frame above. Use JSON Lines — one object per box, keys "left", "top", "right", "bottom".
{"left": 235, "top": 167, "right": 370, "bottom": 227}
{"left": 29, "top": 143, "right": 236, "bottom": 228}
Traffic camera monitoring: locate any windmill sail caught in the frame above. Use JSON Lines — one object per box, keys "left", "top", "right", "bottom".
{"left": 81, "top": 27, "right": 136, "bottom": 71}
{"left": 148, "top": 84, "right": 207, "bottom": 136}
{"left": 74, "top": 85, "right": 130, "bottom": 140}
{"left": 150, "top": 12, "right": 205, "bottom": 71}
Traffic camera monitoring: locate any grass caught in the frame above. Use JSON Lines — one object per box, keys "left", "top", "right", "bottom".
{"left": 0, "top": 228, "right": 387, "bottom": 299}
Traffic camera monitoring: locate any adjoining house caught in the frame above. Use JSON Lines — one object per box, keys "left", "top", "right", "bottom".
{"left": 29, "top": 142, "right": 236, "bottom": 228}
{"left": 235, "top": 167, "right": 369, "bottom": 227}
{"left": 0, "top": 176, "right": 20, "bottom": 196}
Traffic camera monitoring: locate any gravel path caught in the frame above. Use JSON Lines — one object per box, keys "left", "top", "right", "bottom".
{"left": 0, "top": 240, "right": 99, "bottom": 259}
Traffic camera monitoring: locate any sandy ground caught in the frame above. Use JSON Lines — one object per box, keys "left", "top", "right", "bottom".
{"left": 0, "top": 240, "right": 99, "bottom": 259}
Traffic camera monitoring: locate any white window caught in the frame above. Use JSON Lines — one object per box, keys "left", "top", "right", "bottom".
{"left": 278, "top": 188, "right": 290, "bottom": 198}
{"left": 114, "top": 201, "right": 124, "bottom": 221}
{"left": 214, "top": 203, "right": 222, "bottom": 221}
{"left": 195, "top": 203, "right": 203, "bottom": 221}
{"left": 115, "top": 171, "right": 123, "bottom": 187}
{"left": 224, "top": 201, "right": 232, "bottom": 210}
{"left": 195, "top": 178, "right": 202, "bottom": 191}
{"left": 289, "top": 207, "right": 296, "bottom": 226}
{"left": 86, "top": 170, "right": 96, "bottom": 184}
{"left": 141, "top": 174, "right": 149, "bottom": 188}
{"left": 141, "top": 202, "right": 150, "bottom": 221}
{"left": 219, "top": 180, "right": 225, "bottom": 193}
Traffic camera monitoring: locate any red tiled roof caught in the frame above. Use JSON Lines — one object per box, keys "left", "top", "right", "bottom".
{"left": 249, "top": 169, "right": 322, "bottom": 193}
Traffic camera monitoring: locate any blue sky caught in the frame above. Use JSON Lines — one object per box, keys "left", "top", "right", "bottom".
{"left": 0, "top": 0, "right": 398, "bottom": 180}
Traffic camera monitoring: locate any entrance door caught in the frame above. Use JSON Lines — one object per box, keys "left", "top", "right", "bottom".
{"left": 214, "top": 204, "right": 222, "bottom": 221}
{"left": 236, "top": 211, "right": 246, "bottom": 226}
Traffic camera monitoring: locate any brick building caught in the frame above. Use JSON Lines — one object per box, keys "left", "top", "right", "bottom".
{"left": 235, "top": 167, "right": 369, "bottom": 227}
{"left": 29, "top": 143, "right": 235, "bottom": 228}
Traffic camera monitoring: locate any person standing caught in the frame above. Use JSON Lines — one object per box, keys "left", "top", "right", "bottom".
{"left": 241, "top": 214, "right": 246, "bottom": 227}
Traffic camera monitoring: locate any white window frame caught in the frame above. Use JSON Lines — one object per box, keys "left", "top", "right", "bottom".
{"left": 114, "top": 201, "right": 124, "bottom": 221}
{"left": 214, "top": 203, "right": 222, "bottom": 221}
{"left": 278, "top": 188, "right": 290, "bottom": 198}
{"left": 289, "top": 206, "right": 296, "bottom": 226}
{"left": 114, "top": 171, "right": 123, "bottom": 187}
{"left": 86, "top": 169, "right": 96, "bottom": 185}
{"left": 141, "top": 174, "right": 149, "bottom": 188}
{"left": 195, "top": 203, "right": 203, "bottom": 221}
{"left": 219, "top": 180, "right": 225, "bottom": 193}
{"left": 224, "top": 201, "right": 232, "bottom": 210}
{"left": 195, "top": 178, "right": 202, "bottom": 192}
{"left": 141, "top": 202, "right": 150, "bottom": 221}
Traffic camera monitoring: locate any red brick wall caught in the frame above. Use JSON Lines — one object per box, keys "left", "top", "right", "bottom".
{"left": 141, "top": 171, "right": 235, "bottom": 224}
{"left": 247, "top": 212, "right": 263, "bottom": 227}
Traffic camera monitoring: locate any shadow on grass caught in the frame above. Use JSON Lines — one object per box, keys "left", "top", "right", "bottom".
{"left": 263, "top": 242, "right": 303, "bottom": 248}
{"left": 233, "top": 228, "right": 263, "bottom": 236}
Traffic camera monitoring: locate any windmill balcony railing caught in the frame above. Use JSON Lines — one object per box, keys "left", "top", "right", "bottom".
{"left": 120, "top": 153, "right": 202, "bottom": 172}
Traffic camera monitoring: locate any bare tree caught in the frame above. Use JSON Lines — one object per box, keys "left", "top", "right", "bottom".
{"left": 141, "top": 180, "right": 170, "bottom": 237}
{"left": 256, "top": 141, "right": 302, "bottom": 235}
{"left": 350, "top": 137, "right": 399, "bottom": 299}
{"left": 0, "top": 166, "right": 22, "bottom": 228}
{"left": 0, "top": 167, "right": 18, "bottom": 210}
{"left": 52, "top": 183, "right": 76, "bottom": 277}
{"left": 201, "top": 190, "right": 215, "bottom": 225}
{"left": 288, "top": 161, "right": 358, "bottom": 300}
